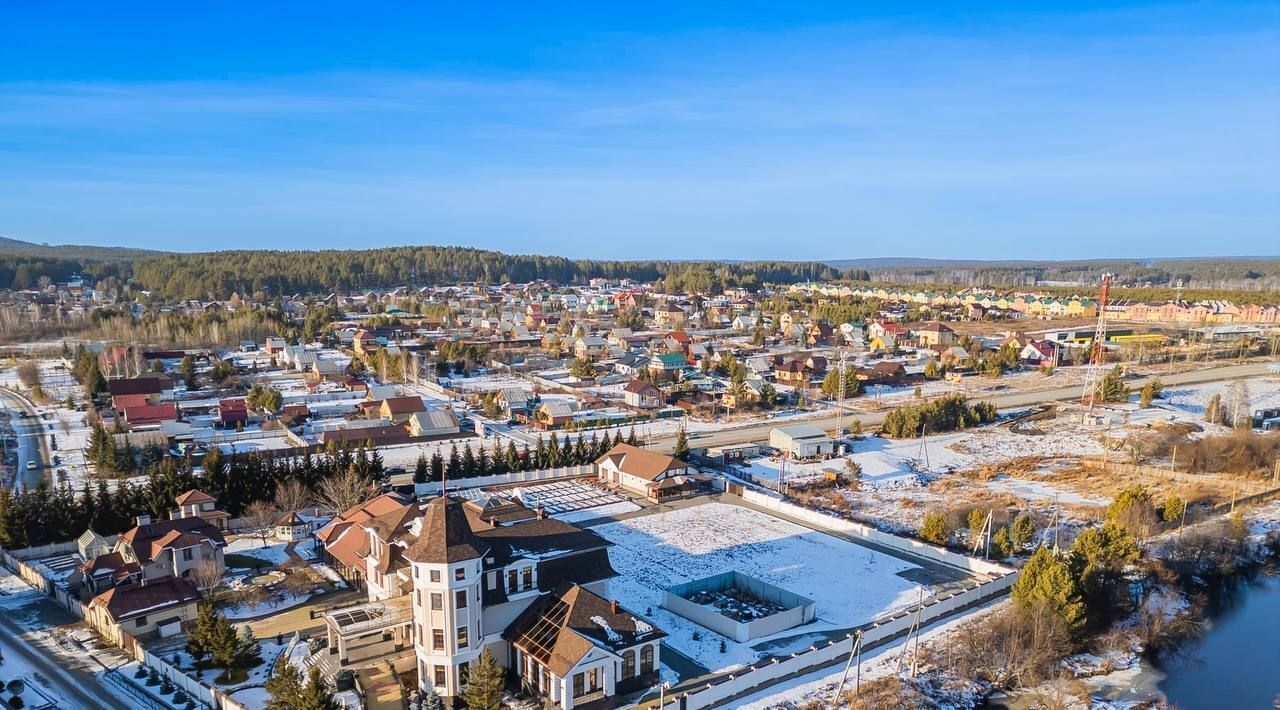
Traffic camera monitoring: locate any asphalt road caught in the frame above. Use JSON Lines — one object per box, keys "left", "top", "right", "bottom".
{"left": 0, "top": 388, "right": 49, "bottom": 491}
{"left": 0, "top": 598, "right": 134, "bottom": 710}
{"left": 649, "top": 360, "right": 1276, "bottom": 452}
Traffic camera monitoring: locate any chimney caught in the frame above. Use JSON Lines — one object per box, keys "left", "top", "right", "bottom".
{"left": 610, "top": 599, "right": 619, "bottom": 615}
{"left": 135, "top": 514, "right": 152, "bottom": 527}
{"left": 535, "top": 505, "right": 546, "bottom": 520}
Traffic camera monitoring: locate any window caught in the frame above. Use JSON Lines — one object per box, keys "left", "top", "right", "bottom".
{"left": 182, "top": 548, "right": 193, "bottom": 562}
{"left": 522, "top": 567, "right": 533, "bottom": 590}
{"left": 456, "top": 625, "right": 469, "bottom": 648}
{"left": 135, "top": 616, "right": 148, "bottom": 628}
{"left": 432, "top": 629, "right": 445, "bottom": 650}
{"left": 588, "top": 668, "right": 600, "bottom": 692}
{"left": 454, "top": 567, "right": 465, "bottom": 581}
{"left": 641, "top": 644, "right": 655, "bottom": 673}
{"left": 430, "top": 569, "right": 441, "bottom": 583}
{"left": 455, "top": 589, "right": 467, "bottom": 609}
{"left": 573, "top": 673, "right": 585, "bottom": 697}
{"left": 433, "top": 665, "right": 446, "bottom": 687}
{"left": 458, "top": 661, "right": 470, "bottom": 686}
{"left": 430, "top": 593, "right": 443, "bottom": 610}
{"left": 507, "top": 569, "right": 518, "bottom": 593}
{"left": 415, "top": 590, "right": 421, "bottom": 607}
{"left": 621, "top": 650, "right": 636, "bottom": 679}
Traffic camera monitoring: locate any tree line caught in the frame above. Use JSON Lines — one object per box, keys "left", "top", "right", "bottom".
{"left": 412, "top": 429, "right": 641, "bottom": 483}
{"left": 127, "top": 246, "right": 838, "bottom": 300}
{"left": 0, "top": 445, "right": 385, "bottom": 549}
{"left": 881, "top": 394, "right": 998, "bottom": 438}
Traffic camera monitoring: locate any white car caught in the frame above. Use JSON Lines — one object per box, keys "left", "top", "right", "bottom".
{"left": 26, "top": 461, "right": 37, "bottom": 470}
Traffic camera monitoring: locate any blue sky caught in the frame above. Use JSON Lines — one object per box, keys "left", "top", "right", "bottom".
{"left": 1, "top": 2, "right": 1276, "bottom": 260}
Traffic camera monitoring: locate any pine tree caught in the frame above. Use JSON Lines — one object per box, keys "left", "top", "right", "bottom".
{"left": 547, "top": 434, "right": 561, "bottom": 467}
{"left": 429, "top": 452, "right": 444, "bottom": 482}
{"left": 991, "top": 527, "right": 1013, "bottom": 557}
{"left": 1204, "top": 393, "right": 1222, "bottom": 424}
{"left": 967, "top": 508, "right": 987, "bottom": 544}
{"left": 413, "top": 455, "right": 429, "bottom": 485}
{"left": 446, "top": 443, "right": 461, "bottom": 480}
{"left": 461, "top": 443, "right": 477, "bottom": 477}
{"left": 421, "top": 688, "right": 443, "bottom": 710}
{"left": 1012, "top": 546, "right": 1086, "bottom": 635}
{"left": 1068, "top": 522, "right": 1138, "bottom": 626}
{"left": 295, "top": 667, "right": 341, "bottom": 710}
{"left": 505, "top": 442, "right": 520, "bottom": 472}
{"left": 462, "top": 648, "right": 504, "bottom": 710}
{"left": 1098, "top": 367, "right": 1130, "bottom": 403}
{"left": 265, "top": 657, "right": 303, "bottom": 710}
{"left": 673, "top": 430, "right": 689, "bottom": 460}
{"left": 919, "top": 511, "right": 949, "bottom": 545}
{"left": 626, "top": 426, "right": 639, "bottom": 446}
{"left": 187, "top": 602, "right": 220, "bottom": 666}
{"left": 1010, "top": 514, "right": 1036, "bottom": 549}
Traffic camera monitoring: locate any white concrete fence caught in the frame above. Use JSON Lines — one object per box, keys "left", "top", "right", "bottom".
{"left": 738, "top": 488, "right": 1013, "bottom": 577}
{"left": 631, "top": 490, "right": 1018, "bottom": 710}
{"left": 660, "top": 570, "right": 1018, "bottom": 710}
{"left": 0, "top": 543, "right": 247, "bottom": 710}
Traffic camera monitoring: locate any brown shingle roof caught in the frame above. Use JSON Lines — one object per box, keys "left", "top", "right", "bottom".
{"left": 505, "top": 584, "right": 666, "bottom": 676}
{"left": 595, "top": 443, "right": 686, "bottom": 482}
{"left": 174, "top": 489, "right": 215, "bottom": 506}
{"left": 402, "top": 496, "right": 489, "bottom": 564}
{"left": 380, "top": 396, "right": 426, "bottom": 415}
{"left": 118, "top": 517, "right": 224, "bottom": 565}
{"left": 90, "top": 576, "right": 200, "bottom": 622}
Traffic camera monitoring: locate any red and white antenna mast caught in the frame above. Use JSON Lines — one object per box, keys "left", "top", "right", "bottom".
{"left": 1080, "top": 273, "right": 1113, "bottom": 411}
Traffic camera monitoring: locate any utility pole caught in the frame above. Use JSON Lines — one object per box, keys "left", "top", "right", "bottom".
{"left": 895, "top": 586, "right": 926, "bottom": 677}
{"left": 834, "top": 630, "right": 864, "bottom": 702}
{"left": 835, "top": 349, "right": 849, "bottom": 435}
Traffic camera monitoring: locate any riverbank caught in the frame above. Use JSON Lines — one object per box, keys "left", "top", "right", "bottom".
{"left": 990, "top": 503, "right": 1280, "bottom": 709}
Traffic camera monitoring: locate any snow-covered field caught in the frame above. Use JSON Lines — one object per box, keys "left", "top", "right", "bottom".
{"left": 595, "top": 503, "right": 928, "bottom": 673}
{"left": 1162, "top": 375, "right": 1280, "bottom": 419}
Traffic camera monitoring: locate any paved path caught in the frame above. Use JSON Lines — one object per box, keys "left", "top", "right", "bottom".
{"left": 645, "top": 361, "right": 1277, "bottom": 452}
{"left": 0, "top": 387, "right": 52, "bottom": 491}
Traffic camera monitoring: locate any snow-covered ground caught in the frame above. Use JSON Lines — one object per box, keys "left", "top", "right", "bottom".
{"left": 595, "top": 503, "right": 929, "bottom": 673}
{"left": 731, "top": 600, "right": 1002, "bottom": 710}
{"left": 1161, "top": 375, "right": 1280, "bottom": 420}
{"left": 224, "top": 535, "right": 319, "bottom": 566}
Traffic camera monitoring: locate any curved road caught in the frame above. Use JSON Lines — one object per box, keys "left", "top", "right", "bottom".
{"left": 0, "top": 604, "right": 134, "bottom": 710}
{"left": 0, "top": 387, "right": 50, "bottom": 491}
{"left": 650, "top": 361, "right": 1276, "bottom": 452}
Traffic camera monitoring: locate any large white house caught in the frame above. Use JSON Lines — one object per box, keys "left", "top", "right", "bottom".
{"left": 319, "top": 494, "right": 665, "bottom": 707}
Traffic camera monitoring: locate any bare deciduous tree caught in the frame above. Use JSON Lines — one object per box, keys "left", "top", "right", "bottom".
{"left": 190, "top": 559, "right": 225, "bottom": 595}
{"left": 243, "top": 500, "right": 279, "bottom": 547}
{"left": 1224, "top": 379, "right": 1251, "bottom": 428}
{"left": 315, "top": 467, "right": 380, "bottom": 514}
{"left": 273, "top": 479, "right": 311, "bottom": 517}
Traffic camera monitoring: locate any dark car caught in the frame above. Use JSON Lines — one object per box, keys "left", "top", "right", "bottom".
{"left": 334, "top": 670, "right": 355, "bottom": 691}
